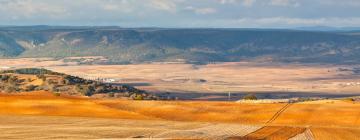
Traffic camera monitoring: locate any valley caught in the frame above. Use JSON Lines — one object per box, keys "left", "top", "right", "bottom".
{"left": 1, "top": 58, "right": 360, "bottom": 139}
{"left": 2, "top": 58, "right": 360, "bottom": 100}
{"left": 1, "top": 1, "right": 359, "bottom": 139}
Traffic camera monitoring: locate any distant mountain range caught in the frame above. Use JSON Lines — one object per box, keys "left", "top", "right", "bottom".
{"left": 1, "top": 26, "right": 360, "bottom": 64}
{"left": 294, "top": 26, "right": 360, "bottom": 32}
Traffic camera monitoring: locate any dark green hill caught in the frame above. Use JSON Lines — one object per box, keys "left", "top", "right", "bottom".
{"left": 1, "top": 26, "right": 360, "bottom": 64}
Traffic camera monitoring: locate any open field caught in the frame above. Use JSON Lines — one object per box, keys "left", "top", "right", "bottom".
{"left": 2, "top": 58, "right": 360, "bottom": 139}
{"left": 0, "top": 92, "right": 360, "bottom": 139}
{"left": 0, "top": 115, "right": 261, "bottom": 139}
{"left": 2, "top": 58, "right": 360, "bottom": 100}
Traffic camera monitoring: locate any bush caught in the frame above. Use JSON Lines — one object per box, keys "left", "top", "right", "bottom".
{"left": 343, "top": 98, "right": 355, "bottom": 102}
{"left": 4, "top": 86, "right": 15, "bottom": 93}
{"left": 131, "top": 94, "right": 144, "bottom": 100}
{"left": 75, "top": 85, "right": 94, "bottom": 96}
{"left": 243, "top": 94, "right": 257, "bottom": 100}
{"left": 108, "top": 92, "right": 115, "bottom": 97}
{"left": 25, "top": 85, "right": 37, "bottom": 91}
{"left": 53, "top": 92, "right": 61, "bottom": 96}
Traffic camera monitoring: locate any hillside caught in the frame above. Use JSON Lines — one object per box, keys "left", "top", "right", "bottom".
{"left": 1, "top": 26, "right": 360, "bottom": 64}
{"left": 0, "top": 68, "right": 155, "bottom": 100}
{"left": 0, "top": 92, "right": 359, "bottom": 139}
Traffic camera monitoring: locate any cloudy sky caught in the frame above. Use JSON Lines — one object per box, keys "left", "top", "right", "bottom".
{"left": 0, "top": 0, "right": 359, "bottom": 28}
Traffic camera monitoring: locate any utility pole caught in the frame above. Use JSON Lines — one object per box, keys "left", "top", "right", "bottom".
{"left": 228, "top": 92, "right": 231, "bottom": 101}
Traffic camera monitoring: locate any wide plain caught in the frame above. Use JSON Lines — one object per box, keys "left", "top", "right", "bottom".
{"left": 2, "top": 58, "right": 360, "bottom": 100}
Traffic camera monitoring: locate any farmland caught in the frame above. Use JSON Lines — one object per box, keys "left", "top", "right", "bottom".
{"left": 0, "top": 91, "right": 359, "bottom": 139}
{"left": 2, "top": 58, "right": 360, "bottom": 100}
{"left": 1, "top": 58, "right": 360, "bottom": 139}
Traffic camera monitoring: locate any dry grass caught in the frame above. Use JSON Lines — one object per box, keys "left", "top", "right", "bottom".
{"left": 1, "top": 91, "right": 360, "bottom": 127}
{"left": 0, "top": 91, "right": 284, "bottom": 124}
{"left": 311, "top": 127, "right": 360, "bottom": 140}
{"left": 96, "top": 100, "right": 287, "bottom": 124}
{"left": 0, "top": 91, "right": 149, "bottom": 120}
{"left": 272, "top": 102, "right": 360, "bottom": 127}
{"left": 0, "top": 115, "right": 212, "bottom": 139}
{"left": 0, "top": 92, "right": 360, "bottom": 139}
{"left": 235, "top": 126, "right": 306, "bottom": 140}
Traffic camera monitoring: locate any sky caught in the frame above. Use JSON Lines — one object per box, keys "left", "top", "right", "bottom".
{"left": 0, "top": 0, "right": 360, "bottom": 28}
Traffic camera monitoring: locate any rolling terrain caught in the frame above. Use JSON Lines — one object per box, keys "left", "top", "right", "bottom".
{"left": 1, "top": 26, "right": 360, "bottom": 64}
{"left": 0, "top": 68, "right": 152, "bottom": 99}
{"left": 0, "top": 91, "right": 359, "bottom": 139}
{"left": 1, "top": 26, "right": 360, "bottom": 139}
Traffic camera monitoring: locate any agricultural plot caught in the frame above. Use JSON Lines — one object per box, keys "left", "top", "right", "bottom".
{"left": 230, "top": 126, "right": 306, "bottom": 140}
{"left": 272, "top": 102, "right": 360, "bottom": 127}
{"left": 311, "top": 127, "right": 360, "bottom": 140}
{"left": 4, "top": 58, "right": 360, "bottom": 99}
{"left": 154, "top": 124, "right": 261, "bottom": 139}
{"left": 290, "top": 129, "right": 315, "bottom": 140}
{"left": 0, "top": 92, "right": 360, "bottom": 139}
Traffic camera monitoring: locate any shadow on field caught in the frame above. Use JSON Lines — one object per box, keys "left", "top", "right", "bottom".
{"left": 153, "top": 91, "right": 360, "bottom": 101}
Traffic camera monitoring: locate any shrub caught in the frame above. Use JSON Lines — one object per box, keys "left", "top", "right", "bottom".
{"left": 4, "top": 86, "right": 16, "bottom": 93}
{"left": 243, "top": 94, "right": 257, "bottom": 100}
{"left": 131, "top": 94, "right": 144, "bottom": 100}
{"left": 75, "top": 85, "right": 94, "bottom": 96}
{"left": 343, "top": 98, "right": 355, "bottom": 102}
{"left": 108, "top": 92, "right": 115, "bottom": 97}
{"left": 25, "top": 85, "right": 37, "bottom": 91}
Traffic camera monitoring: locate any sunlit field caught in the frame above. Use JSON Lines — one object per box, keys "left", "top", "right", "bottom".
{"left": 0, "top": 91, "right": 359, "bottom": 139}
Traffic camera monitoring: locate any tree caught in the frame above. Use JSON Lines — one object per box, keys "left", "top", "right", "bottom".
{"left": 75, "top": 85, "right": 94, "bottom": 96}
{"left": 243, "top": 94, "right": 257, "bottom": 100}
{"left": 25, "top": 85, "right": 37, "bottom": 91}
{"left": 131, "top": 94, "right": 144, "bottom": 100}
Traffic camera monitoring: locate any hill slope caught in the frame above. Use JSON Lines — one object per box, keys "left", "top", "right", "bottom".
{"left": 1, "top": 26, "right": 360, "bottom": 63}
{"left": 0, "top": 68, "right": 155, "bottom": 100}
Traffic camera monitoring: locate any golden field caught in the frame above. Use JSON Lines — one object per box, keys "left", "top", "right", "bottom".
{"left": 0, "top": 91, "right": 359, "bottom": 139}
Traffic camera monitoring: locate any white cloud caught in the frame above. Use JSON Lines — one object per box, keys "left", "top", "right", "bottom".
{"left": 235, "top": 17, "right": 360, "bottom": 27}
{"left": 185, "top": 6, "right": 217, "bottom": 15}
{"left": 218, "top": 0, "right": 256, "bottom": 7}
{"left": 218, "top": 0, "right": 237, "bottom": 4}
{"left": 149, "top": 0, "right": 178, "bottom": 12}
{"left": 0, "top": 0, "right": 67, "bottom": 18}
{"left": 0, "top": 0, "right": 359, "bottom": 28}
{"left": 320, "top": 0, "right": 360, "bottom": 6}
{"left": 178, "top": 17, "right": 360, "bottom": 28}
{"left": 103, "top": 4, "right": 120, "bottom": 11}
{"left": 242, "top": 0, "right": 256, "bottom": 7}
{"left": 269, "top": 0, "right": 300, "bottom": 7}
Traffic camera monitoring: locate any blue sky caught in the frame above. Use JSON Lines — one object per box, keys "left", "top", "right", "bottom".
{"left": 0, "top": 0, "right": 359, "bottom": 28}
